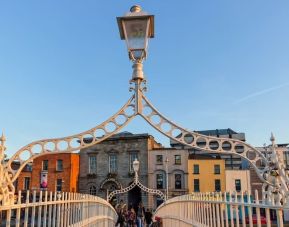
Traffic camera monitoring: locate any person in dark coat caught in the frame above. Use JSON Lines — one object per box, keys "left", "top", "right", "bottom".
{"left": 136, "top": 202, "right": 145, "bottom": 227}
{"left": 144, "top": 208, "right": 153, "bottom": 226}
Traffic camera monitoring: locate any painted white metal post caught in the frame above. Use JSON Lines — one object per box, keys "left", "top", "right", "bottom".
{"left": 15, "top": 191, "right": 21, "bottom": 227}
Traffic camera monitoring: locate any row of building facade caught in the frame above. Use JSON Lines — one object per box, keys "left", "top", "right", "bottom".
{"left": 12, "top": 130, "right": 289, "bottom": 209}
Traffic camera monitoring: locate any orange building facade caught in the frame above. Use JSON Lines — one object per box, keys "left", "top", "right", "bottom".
{"left": 14, "top": 153, "right": 79, "bottom": 193}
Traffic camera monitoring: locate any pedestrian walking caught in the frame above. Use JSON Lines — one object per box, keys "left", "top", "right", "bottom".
{"left": 127, "top": 208, "right": 136, "bottom": 227}
{"left": 136, "top": 203, "right": 145, "bottom": 227}
{"left": 144, "top": 208, "right": 152, "bottom": 226}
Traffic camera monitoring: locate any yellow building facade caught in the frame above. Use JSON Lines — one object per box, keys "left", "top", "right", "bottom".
{"left": 188, "top": 159, "right": 226, "bottom": 193}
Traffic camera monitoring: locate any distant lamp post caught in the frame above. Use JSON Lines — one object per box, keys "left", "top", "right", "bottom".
{"left": 133, "top": 158, "right": 140, "bottom": 178}
{"left": 107, "top": 159, "right": 166, "bottom": 202}
{"left": 165, "top": 156, "right": 169, "bottom": 200}
{"left": 117, "top": 5, "right": 154, "bottom": 62}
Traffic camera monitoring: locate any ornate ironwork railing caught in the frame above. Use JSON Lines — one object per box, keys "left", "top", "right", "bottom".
{"left": 0, "top": 190, "right": 117, "bottom": 227}
{"left": 154, "top": 191, "right": 288, "bottom": 227}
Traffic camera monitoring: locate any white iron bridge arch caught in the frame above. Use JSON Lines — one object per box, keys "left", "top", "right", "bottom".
{"left": 0, "top": 5, "right": 286, "bottom": 207}
{"left": 1, "top": 80, "right": 276, "bottom": 205}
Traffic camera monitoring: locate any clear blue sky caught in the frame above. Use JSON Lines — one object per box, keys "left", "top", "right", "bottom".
{"left": 1, "top": 1, "right": 289, "bottom": 157}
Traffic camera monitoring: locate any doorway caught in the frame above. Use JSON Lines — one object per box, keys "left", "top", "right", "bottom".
{"left": 128, "top": 184, "right": 141, "bottom": 210}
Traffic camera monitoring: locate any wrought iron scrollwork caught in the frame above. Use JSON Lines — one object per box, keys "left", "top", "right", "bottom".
{"left": 139, "top": 93, "right": 271, "bottom": 185}
{"left": 1, "top": 59, "right": 285, "bottom": 205}
{"left": 6, "top": 96, "right": 137, "bottom": 184}
{"left": 107, "top": 175, "right": 165, "bottom": 202}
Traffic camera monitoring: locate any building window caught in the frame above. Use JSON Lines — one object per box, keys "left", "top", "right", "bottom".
{"left": 56, "top": 179, "right": 63, "bottom": 192}
{"left": 235, "top": 179, "right": 241, "bottom": 192}
{"left": 156, "top": 155, "right": 163, "bottom": 165}
{"left": 194, "top": 179, "right": 200, "bottom": 192}
{"left": 56, "top": 160, "right": 63, "bottom": 171}
{"left": 24, "top": 177, "right": 30, "bottom": 190}
{"left": 156, "top": 174, "right": 164, "bottom": 189}
{"left": 193, "top": 164, "right": 199, "bottom": 174}
{"left": 175, "top": 174, "right": 182, "bottom": 189}
{"left": 42, "top": 160, "right": 48, "bottom": 171}
{"left": 215, "top": 179, "right": 221, "bottom": 192}
{"left": 129, "top": 153, "right": 138, "bottom": 172}
{"left": 89, "top": 156, "right": 97, "bottom": 174}
{"left": 174, "top": 155, "right": 181, "bottom": 165}
{"left": 89, "top": 186, "right": 97, "bottom": 195}
{"left": 214, "top": 165, "right": 220, "bottom": 174}
{"left": 109, "top": 154, "right": 117, "bottom": 173}
{"left": 284, "top": 151, "right": 289, "bottom": 168}
{"left": 24, "top": 164, "right": 32, "bottom": 172}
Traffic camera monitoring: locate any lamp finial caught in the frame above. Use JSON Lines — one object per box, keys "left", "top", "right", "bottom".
{"left": 0, "top": 131, "right": 6, "bottom": 146}
{"left": 130, "top": 5, "right": 142, "bottom": 13}
{"left": 270, "top": 132, "right": 275, "bottom": 144}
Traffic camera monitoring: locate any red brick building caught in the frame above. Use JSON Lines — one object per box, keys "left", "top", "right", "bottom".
{"left": 14, "top": 153, "right": 79, "bottom": 193}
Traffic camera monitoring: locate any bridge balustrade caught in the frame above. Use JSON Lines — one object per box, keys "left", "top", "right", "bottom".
{"left": 0, "top": 190, "right": 117, "bottom": 227}
{"left": 154, "top": 190, "right": 288, "bottom": 227}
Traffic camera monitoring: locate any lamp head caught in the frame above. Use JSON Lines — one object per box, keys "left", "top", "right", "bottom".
{"left": 133, "top": 158, "right": 140, "bottom": 172}
{"left": 117, "top": 5, "right": 154, "bottom": 61}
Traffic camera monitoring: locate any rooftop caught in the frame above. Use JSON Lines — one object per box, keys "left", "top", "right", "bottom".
{"left": 195, "top": 128, "right": 238, "bottom": 136}
{"left": 170, "top": 128, "right": 246, "bottom": 147}
{"left": 82, "top": 131, "right": 159, "bottom": 144}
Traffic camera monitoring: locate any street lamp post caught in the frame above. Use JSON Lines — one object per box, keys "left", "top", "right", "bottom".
{"left": 117, "top": 5, "right": 154, "bottom": 115}
{"left": 165, "top": 156, "right": 169, "bottom": 200}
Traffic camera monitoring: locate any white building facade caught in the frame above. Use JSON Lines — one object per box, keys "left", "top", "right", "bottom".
{"left": 148, "top": 148, "right": 189, "bottom": 208}
{"left": 225, "top": 170, "right": 251, "bottom": 193}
